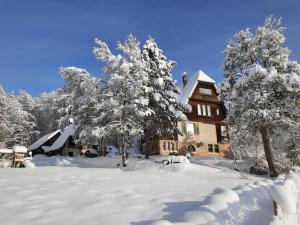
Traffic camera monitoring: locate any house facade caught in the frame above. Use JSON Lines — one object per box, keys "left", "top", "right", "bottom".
{"left": 145, "top": 70, "right": 232, "bottom": 158}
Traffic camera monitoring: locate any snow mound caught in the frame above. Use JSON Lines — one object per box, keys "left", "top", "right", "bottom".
{"left": 150, "top": 220, "right": 174, "bottom": 225}
{"left": 270, "top": 171, "right": 299, "bottom": 225}
{"left": 12, "top": 146, "right": 27, "bottom": 153}
{"left": 23, "top": 159, "right": 36, "bottom": 168}
{"left": 151, "top": 172, "right": 300, "bottom": 225}
{"left": 183, "top": 210, "right": 216, "bottom": 224}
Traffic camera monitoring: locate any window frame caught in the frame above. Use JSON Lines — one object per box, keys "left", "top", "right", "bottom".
{"left": 208, "top": 144, "right": 213, "bottom": 152}
{"left": 197, "top": 104, "right": 202, "bottom": 116}
{"left": 202, "top": 105, "right": 207, "bottom": 116}
{"left": 207, "top": 105, "right": 211, "bottom": 117}
{"left": 214, "top": 144, "right": 219, "bottom": 153}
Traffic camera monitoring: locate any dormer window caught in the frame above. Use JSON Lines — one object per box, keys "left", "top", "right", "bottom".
{"left": 199, "top": 88, "right": 212, "bottom": 95}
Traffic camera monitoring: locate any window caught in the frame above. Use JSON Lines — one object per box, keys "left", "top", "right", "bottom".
{"left": 167, "top": 142, "right": 171, "bottom": 150}
{"left": 197, "top": 104, "right": 202, "bottom": 116}
{"left": 207, "top": 105, "right": 211, "bottom": 117}
{"left": 182, "top": 123, "right": 187, "bottom": 135}
{"left": 214, "top": 145, "right": 219, "bottom": 153}
{"left": 202, "top": 105, "right": 206, "bottom": 116}
{"left": 187, "top": 123, "right": 194, "bottom": 135}
{"left": 171, "top": 143, "right": 175, "bottom": 151}
{"left": 221, "top": 126, "right": 227, "bottom": 137}
{"left": 216, "top": 109, "right": 220, "bottom": 115}
{"left": 163, "top": 142, "right": 167, "bottom": 151}
{"left": 194, "top": 123, "right": 200, "bottom": 135}
{"left": 199, "top": 88, "right": 212, "bottom": 95}
{"left": 208, "top": 144, "right": 213, "bottom": 152}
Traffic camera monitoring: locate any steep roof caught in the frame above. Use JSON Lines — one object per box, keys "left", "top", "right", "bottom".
{"left": 28, "top": 130, "right": 61, "bottom": 151}
{"left": 178, "top": 70, "right": 216, "bottom": 104}
{"left": 42, "top": 124, "right": 76, "bottom": 153}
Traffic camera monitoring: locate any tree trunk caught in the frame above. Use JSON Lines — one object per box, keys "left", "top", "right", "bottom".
{"left": 144, "top": 129, "right": 151, "bottom": 159}
{"left": 260, "top": 126, "right": 278, "bottom": 177}
{"left": 121, "top": 136, "right": 127, "bottom": 167}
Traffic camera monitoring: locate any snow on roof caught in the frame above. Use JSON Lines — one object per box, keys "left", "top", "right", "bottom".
{"left": 28, "top": 130, "right": 62, "bottom": 151}
{"left": 178, "top": 70, "right": 216, "bottom": 104}
{"left": 43, "top": 124, "right": 76, "bottom": 153}
{"left": 12, "top": 146, "right": 28, "bottom": 153}
{"left": 0, "top": 148, "right": 13, "bottom": 154}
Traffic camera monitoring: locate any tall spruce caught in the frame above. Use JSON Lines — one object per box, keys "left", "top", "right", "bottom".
{"left": 142, "top": 37, "right": 187, "bottom": 158}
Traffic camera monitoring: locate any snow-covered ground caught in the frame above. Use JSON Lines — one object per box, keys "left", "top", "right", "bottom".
{"left": 0, "top": 156, "right": 298, "bottom": 225}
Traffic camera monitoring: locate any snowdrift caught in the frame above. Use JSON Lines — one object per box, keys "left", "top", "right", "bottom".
{"left": 151, "top": 171, "right": 300, "bottom": 225}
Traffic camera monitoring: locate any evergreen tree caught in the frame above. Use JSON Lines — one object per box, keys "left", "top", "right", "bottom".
{"left": 93, "top": 34, "right": 152, "bottom": 166}
{"left": 220, "top": 16, "right": 300, "bottom": 177}
{"left": 60, "top": 67, "right": 101, "bottom": 146}
{"left": 142, "top": 37, "right": 187, "bottom": 158}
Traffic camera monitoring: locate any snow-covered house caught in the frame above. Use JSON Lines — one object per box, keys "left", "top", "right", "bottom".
{"left": 28, "top": 130, "right": 62, "bottom": 155}
{"left": 29, "top": 119, "right": 79, "bottom": 157}
{"left": 146, "top": 70, "right": 232, "bottom": 158}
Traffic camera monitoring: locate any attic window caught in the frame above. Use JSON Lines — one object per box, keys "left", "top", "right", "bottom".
{"left": 199, "top": 88, "right": 212, "bottom": 95}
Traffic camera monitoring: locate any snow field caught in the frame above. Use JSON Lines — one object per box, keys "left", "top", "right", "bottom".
{"left": 0, "top": 156, "right": 255, "bottom": 225}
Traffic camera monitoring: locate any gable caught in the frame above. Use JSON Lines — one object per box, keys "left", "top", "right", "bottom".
{"left": 178, "top": 70, "right": 217, "bottom": 104}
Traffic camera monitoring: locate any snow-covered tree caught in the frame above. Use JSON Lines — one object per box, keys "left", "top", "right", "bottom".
{"left": 142, "top": 37, "right": 187, "bottom": 158}
{"left": 60, "top": 67, "right": 101, "bottom": 146}
{"left": 93, "top": 35, "right": 153, "bottom": 166}
{"left": 33, "top": 90, "right": 68, "bottom": 137}
{"left": 0, "top": 86, "right": 37, "bottom": 147}
{"left": 220, "top": 16, "right": 300, "bottom": 177}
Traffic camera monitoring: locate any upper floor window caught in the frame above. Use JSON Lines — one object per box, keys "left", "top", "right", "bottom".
{"left": 197, "top": 104, "right": 212, "bottom": 117}
{"left": 199, "top": 88, "right": 212, "bottom": 95}
{"left": 216, "top": 109, "right": 220, "bottom": 115}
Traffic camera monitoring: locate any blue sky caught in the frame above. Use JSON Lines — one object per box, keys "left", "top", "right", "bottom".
{"left": 0, "top": 0, "right": 300, "bottom": 96}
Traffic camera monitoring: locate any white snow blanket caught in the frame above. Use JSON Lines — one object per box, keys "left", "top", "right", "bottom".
{"left": 1, "top": 155, "right": 299, "bottom": 225}
{"left": 0, "top": 155, "right": 259, "bottom": 225}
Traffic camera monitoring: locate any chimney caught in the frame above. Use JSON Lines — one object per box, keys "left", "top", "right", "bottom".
{"left": 182, "top": 72, "right": 188, "bottom": 87}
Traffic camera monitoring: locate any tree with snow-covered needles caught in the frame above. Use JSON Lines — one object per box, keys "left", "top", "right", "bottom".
{"left": 0, "top": 86, "right": 37, "bottom": 147}
{"left": 93, "top": 34, "right": 153, "bottom": 167}
{"left": 60, "top": 67, "right": 102, "bottom": 146}
{"left": 220, "top": 16, "right": 300, "bottom": 177}
{"left": 142, "top": 36, "right": 187, "bottom": 158}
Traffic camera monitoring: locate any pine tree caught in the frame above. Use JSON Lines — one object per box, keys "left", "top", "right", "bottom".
{"left": 0, "top": 86, "right": 37, "bottom": 147}
{"left": 60, "top": 67, "right": 101, "bottom": 146}
{"left": 220, "top": 16, "right": 300, "bottom": 177}
{"left": 93, "top": 34, "right": 153, "bottom": 166}
{"left": 142, "top": 37, "right": 187, "bottom": 158}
